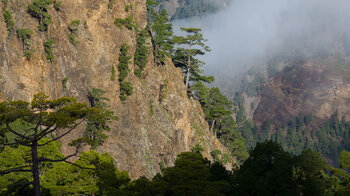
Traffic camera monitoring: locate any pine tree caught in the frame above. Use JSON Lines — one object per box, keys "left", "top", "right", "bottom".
{"left": 172, "top": 27, "right": 213, "bottom": 89}
{"left": 149, "top": 9, "right": 174, "bottom": 64}
{"left": 28, "top": 0, "right": 54, "bottom": 31}
{"left": 0, "top": 93, "right": 114, "bottom": 195}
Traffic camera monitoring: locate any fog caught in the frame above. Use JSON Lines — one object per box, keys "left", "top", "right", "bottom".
{"left": 172, "top": 0, "right": 350, "bottom": 91}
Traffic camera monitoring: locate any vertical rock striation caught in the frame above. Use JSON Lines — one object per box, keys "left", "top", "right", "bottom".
{"left": 0, "top": 0, "right": 230, "bottom": 178}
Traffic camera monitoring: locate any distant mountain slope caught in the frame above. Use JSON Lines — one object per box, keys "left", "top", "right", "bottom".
{"left": 155, "top": 0, "right": 232, "bottom": 20}
{"left": 226, "top": 48, "right": 350, "bottom": 165}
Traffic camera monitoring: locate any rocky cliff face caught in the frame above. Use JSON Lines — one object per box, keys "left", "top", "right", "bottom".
{"left": 0, "top": 0, "right": 229, "bottom": 179}
{"left": 253, "top": 59, "right": 350, "bottom": 130}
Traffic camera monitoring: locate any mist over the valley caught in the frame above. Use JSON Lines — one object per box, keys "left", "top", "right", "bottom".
{"left": 172, "top": 0, "right": 350, "bottom": 94}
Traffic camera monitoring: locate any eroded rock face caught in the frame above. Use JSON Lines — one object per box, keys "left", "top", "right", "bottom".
{"left": 253, "top": 59, "right": 350, "bottom": 130}
{"left": 0, "top": 0, "right": 229, "bottom": 178}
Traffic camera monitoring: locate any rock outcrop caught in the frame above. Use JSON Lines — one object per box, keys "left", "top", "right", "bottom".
{"left": 0, "top": 0, "right": 229, "bottom": 178}
{"left": 253, "top": 59, "right": 350, "bottom": 130}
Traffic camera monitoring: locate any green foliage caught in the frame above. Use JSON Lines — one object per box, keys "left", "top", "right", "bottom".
{"left": 172, "top": 27, "right": 213, "bottom": 89}
{"left": 67, "top": 33, "right": 78, "bottom": 47}
{"left": 340, "top": 150, "right": 350, "bottom": 169}
{"left": 171, "top": 0, "right": 219, "bottom": 20}
{"left": 0, "top": 145, "right": 129, "bottom": 195}
{"left": 3, "top": 10, "right": 14, "bottom": 33}
{"left": 159, "top": 79, "right": 168, "bottom": 103}
{"left": 149, "top": 9, "right": 174, "bottom": 64}
{"left": 24, "top": 50, "right": 33, "bottom": 60}
{"left": 68, "top": 20, "right": 80, "bottom": 47}
{"left": 125, "top": 4, "right": 131, "bottom": 12}
{"left": 210, "top": 149, "right": 222, "bottom": 162}
{"left": 28, "top": 0, "right": 54, "bottom": 31}
{"left": 294, "top": 149, "right": 329, "bottom": 195}
{"left": 2, "top": 0, "right": 13, "bottom": 33}
{"left": 17, "top": 28, "right": 33, "bottom": 60}
{"left": 0, "top": 93, "right": 114, "bottom": 195}
{"left": 146, "top": 0, "right": 158, "bottom": 7}
{"left": 118, "top": 44, "right": 131, "bottom": 82}
{"left": 17, "top": 28, "right": 33, "bottom": 41}
{"left": 70, "top": 20, "right": 80, "bottom": 31}
{"left": 271, "top": 112, "right": 350, "bottom": 165}
{"left": 43, "top": 38, "right": 54, "bottom": 63}
{"left": 239, "top": 72, "right": 265, "bottom": 97}
{"left": 3, "top": 138, "right": 350, "bottom": 195}
{"left": 108, "top": 0, "right": 116, "bottom": 9}
{"left": 119, "top": 82, "right": 134, "bottom": 101}
{"left": 53, "top": 0, "right": 61, "bottom": 11}
{"left": 110, "top": 65, "right": 116, "bottom": 81}
{"left": 192, "top": 82, "right": 248, "bottom": 164}
{"left": 61, "top": 77, "right": 68, "bottom": 89}
{"left": 41, "top": 151, "right": 130, "bottom": 195}
{"left": 235, "top": 141, "right": 295, "bottom": 195}
{"left": 0, "top": 139, "right": 62, "bottom": 195}
{"left": 150, "top": 100, "right": 154, "bottom": 115}
{"left": 192, "top": 81, "right": 209, "bottom": 105}
{"left": 114, "top": 16, "right": 134, "bottom": 30}
{"left": 233, "top": 92, "right": 246, "bottom": 123}
{"left": 134, "top": 29, "right": 149, "bottom": 78}
{"left": 83, "top": 88, "right": 117, "bottom": 149}
{"left": 118, "top": 44, "right": 134, "bottom": 101}
{"left": 192, "top": 144, "right": 204, "bottom": 154}
{"left": 144, "top": 152, "right": 232, "bottom": 195}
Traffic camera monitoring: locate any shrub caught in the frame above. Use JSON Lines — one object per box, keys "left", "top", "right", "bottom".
{"left": 44, "top": 38, "right": 54, "bottom": 63}
{"left": 119, "top": 81, "right": 134, "bottom": 101}
{"left": 118, "top": 44, "right": 133, "bottom": 101}
{"left": 118, "top": 44, "right": 131, "bottom": 82}
{"left": 61, "top": 77, "right": 69, "bottom": 89}
{"left": 17, "top": 28, "right": 33, "bottom": 40}
{"left": 110, "top": 65, "right": 116, "bottom": 81}
{"left": 68, "top": 20, "right": 80, "bottom": 47}
{"left": 125, "top": 4, "right": 131, "bottom": 12}
{"left": 69, "top": 20, "right": 80, "bottom": 32}
{"left": 53, "top": 0, "right": 61, "bottom": 11}
{"left": 3, "top": 10, "right": 14, "bottom": 32}
{"left": 134, "top": 29, "right": 149, "bottom": 78}
{"left": 68, "top": 33, "right": 78, "bottom": 47}
{"left": 108, "top": 0, "right": 115, "bottom": 9}
{"left": 28, "top": 0, "right": 53, "bottom": 31}
{"left": 25, "top": 50, "right": 33, "bottom": 60}
{"left": 17, "top": 28, "right": 34, "bottom": 60}
{"left": 114, "top": 16, "right": 134, "bottom": 30}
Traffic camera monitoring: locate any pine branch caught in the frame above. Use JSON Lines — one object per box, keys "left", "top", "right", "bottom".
{"left": 0, "top": 165, "right": 32, "bottom": 175}
{"left": 37, "top": 118, "right": 86, "bottom": 147}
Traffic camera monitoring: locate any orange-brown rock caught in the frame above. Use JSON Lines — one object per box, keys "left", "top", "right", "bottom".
{"left": 0, "top": 0, "right": 230, "bottom": 178}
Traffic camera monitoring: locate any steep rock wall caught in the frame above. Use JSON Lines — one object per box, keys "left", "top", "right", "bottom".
{"left": 253, "top": 60, "right": 350, "bottom": 130}
{"left": 0, "top": 0, "right": 230, "bottom": 178}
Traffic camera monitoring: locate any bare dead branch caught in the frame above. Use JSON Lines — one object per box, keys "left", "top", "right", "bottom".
{"left": 37, "top": 118, "right": 86, "bottom": 147}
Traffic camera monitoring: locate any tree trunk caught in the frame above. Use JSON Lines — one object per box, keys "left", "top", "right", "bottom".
{"left": 31, "top": 143, "right": 41, "bottom": 196}
{"left": 185, "top": 54, "right": 191, "bottom": 89}
{"left": 185, "top": 66, "right": 191, "bottom": 90}
{"left": 210, "top": 119, "right": 216, "bottom": 134}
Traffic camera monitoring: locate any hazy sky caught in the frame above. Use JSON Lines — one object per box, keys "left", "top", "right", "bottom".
{"left": 172, "top": 0, "right": 350, "bottom": 84}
